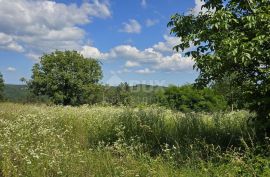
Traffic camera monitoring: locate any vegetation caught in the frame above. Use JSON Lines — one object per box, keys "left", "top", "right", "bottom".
{"left": 102, "top": 82, "right": 131, "bottom": 106}
{"left": 211, "top": 74, "right": 247, "bottom": 110}
{"left": 3, "top": 84, "right": 28, "bottom": 101}
{"left": 0, "top": 72, "right": 4, "bottom": 100}
{"left": 0, "top": 103, "right": 269, "bottom": 176}
{"left": 1, "top": 1, "right": 269, "bottom": 175}
{"left": 157, "top": 85, "right": 227, "bottom": 112}
{"left": 27, "top": 51, "right": 102, "bottom": 106}
{"left": 168, "top": 0, "right": 270, "bottom": 133}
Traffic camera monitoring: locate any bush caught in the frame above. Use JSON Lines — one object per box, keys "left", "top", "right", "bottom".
{"left": 156, "top": 85, "right": 227, "bottom": 112}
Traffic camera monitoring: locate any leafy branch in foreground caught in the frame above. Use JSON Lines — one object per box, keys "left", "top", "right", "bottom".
{"left": 168, "top": 0, "right": 270, "bottom": 135}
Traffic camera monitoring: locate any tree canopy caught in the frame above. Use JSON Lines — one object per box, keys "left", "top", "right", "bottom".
{"left": 0, "top": 72, "right": 4, "bottom": 100}
{"left": 168, "top": 0, "right": 270, "bottom": 131}
{"left": 157, "top": 85, "right": 227, "bottom": 112}
{"left": 28, "top": 50, "right": 103, "bottom": 105}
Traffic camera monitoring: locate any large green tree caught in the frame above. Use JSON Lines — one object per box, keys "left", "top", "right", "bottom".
{"left": 168, "top": 0, "right": 270, "bottom": 132}
{"left": 28, "top": 50, "right": 102, "bottom": 105}
{"left": 0, "top": 72, "right": 4, "bottom": 100}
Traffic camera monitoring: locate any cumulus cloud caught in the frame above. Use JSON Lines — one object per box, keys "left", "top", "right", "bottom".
{"left": 120, "top": 19, "right": 141, "bottom": 34}
{"left": 154, "top": 54, "right": 194, "bottom": 72}
{"left": 116, "top": 68, "right": 132, "bottom": 74}
{"left": 145, "top": 19, "right": 159, "bottom": 27}
{"left": 0, "top": 0, "right": 111, "bottom": 58}
{"left": 7, "top": 67, "right": 16, "bottom": 72}
{"left": 81, "top": 35, "right": 194, "bottom": 72}
{"left": 86, "top": 0, "right": 111, "bottom": 18}
{"left": 153, "top": 35, "right": 181, "bottom": 53}
{"left": 125, "top": 61, "right": 140, "bottom": 67}
{"left": 81, "top": 45, "right": 109, "bottom": 59}
{"left": 0, "top": 33, "right": 24, "bottom": 52}
{"left": 135, "top": 68, "right": 155, "bottom": 74}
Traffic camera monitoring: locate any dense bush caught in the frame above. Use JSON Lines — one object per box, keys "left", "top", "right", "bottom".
{"left": 156, "top": 85, "right": 227, "bottom": 112}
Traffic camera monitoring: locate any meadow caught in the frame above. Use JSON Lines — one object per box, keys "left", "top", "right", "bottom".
{"left": 0, "top": 103, "right": 269, "bottom": 177}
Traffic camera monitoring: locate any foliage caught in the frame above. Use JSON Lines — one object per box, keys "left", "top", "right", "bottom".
{"left": 0, "top": 103, "right": 269, "bottom": 176}
{"left": 130, "top": 84, "right": 164, "bottom": 105}
{"left": 156, "top": 85, "right": 227, "bottom": 112}
{"left": 211, "top": 73, "right": 248, "bottom": 110}
{"left": 168, "top": 0, "right": 270, "bottom": 132}
{"left": 0, "top": 72, "right": 4, "bottom": 100}
{"left": 103, "top": 82, "right": 131, "bottom": 106}
{"left": 28, "top": 50, "right": 102, "bottom": 105}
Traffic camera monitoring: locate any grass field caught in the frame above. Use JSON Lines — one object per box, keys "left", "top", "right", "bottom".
{"left": 0, "top": 103, "right": 269, "bottom": 176}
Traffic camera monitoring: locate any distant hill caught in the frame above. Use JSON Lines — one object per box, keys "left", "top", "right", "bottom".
{"left": 3, "top": 84, "right": 166, "bottom": 104}
{"left": 3, "top": 84, "right": 29, "bottom": 102}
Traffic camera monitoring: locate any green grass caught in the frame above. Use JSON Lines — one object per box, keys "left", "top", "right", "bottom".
{"left": 0, "top": 103, "right": 269, "bottom": 176}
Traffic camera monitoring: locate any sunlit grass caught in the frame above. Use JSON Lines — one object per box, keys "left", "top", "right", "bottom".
{"left": 0, "top": 103, "right": 269, "bottom": 176}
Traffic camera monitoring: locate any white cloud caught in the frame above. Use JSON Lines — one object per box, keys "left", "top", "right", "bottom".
{"left": 81, "top": 45, "right": 109, "bottom": 59}
{"left": 0, "top": 33, "right": 24, "bottom": 52}
{"left": 120, "top": 19, "right": 141, "bottom": 34}
{"left": 153, "top": 35, "right": 181, "bottom": 52}
{"left": 0, "top": 0, "right": 111, "bottom": 58}
{"left": 154, "top": 54, "right": 194, "bottom": 72}
{"left": 145, "top": 19, "right": 159, "bottom": 27}
{"left": 135, "top": 68, "right": 155, "bottom": 74}
{"left": 7, "top": 67, "right": 16, "bottom": 72}
{"left": 189, "top": 0, "right": 214, "bottom": 16}
{"left": 80, "top": 35, "right": 194, "bottom": 72}
{"left": 141, "top": 0, "right": 147, "bottom": 8}
{"left": 116, "top": 68, "right": 131, "bottom": 74}
{"left": 125, "top": 61, "right": 140, "bottom": 67}
{"left": 26, "top": 53, "right": 40, "bottom": 61}
{"left": 86, "top": 0, "right": 111, "bottom": 18}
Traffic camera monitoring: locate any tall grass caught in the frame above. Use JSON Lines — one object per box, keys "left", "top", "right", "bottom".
{"left": 0, "top": 103, "right": 269, "bottom": 176}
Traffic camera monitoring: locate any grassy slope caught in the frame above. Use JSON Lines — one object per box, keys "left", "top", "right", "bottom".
{"left": 0, "top": 103, "right": 269, "bottom": 176}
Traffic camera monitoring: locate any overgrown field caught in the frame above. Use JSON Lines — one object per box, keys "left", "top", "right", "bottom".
{"left": 0, "top": 103, "right": 269, "bottom": 176}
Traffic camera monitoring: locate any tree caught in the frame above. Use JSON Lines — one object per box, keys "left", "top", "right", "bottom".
{"left": 168, "top": 0, "right": 270, "bottom": 132}
{"left": 0, "top": 72, "right": 4, "bottom": 100}
{"left": 28, "top": 50, "right": 103, "bottom": 105}
{"left": 156, "top": 85, "right": 227, "bottom": 112}
{"left": 117, "top": 82, "right": 131, "bottom": 106}
{"left": 103, "top": 82, "right": 131, "bottom": 106}
{"left": 211, "top": 73, "right": 247, "bottom": 110}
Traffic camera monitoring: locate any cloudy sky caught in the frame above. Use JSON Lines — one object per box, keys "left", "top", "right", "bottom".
{"left": 0, "top": 0, "right": 203, "bottom": 86}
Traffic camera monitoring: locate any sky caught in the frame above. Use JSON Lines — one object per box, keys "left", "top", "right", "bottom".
{"left": 0, "top": 0, "right": 204, "bottom": 86}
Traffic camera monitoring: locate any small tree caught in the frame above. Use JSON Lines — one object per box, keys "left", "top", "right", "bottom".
{"left": 0, "top": 72, "right": 4, "bottom": 100}
{"left": 28, "top": 50, "right": 103, "bottom": 105}
{"left": 168, "top": 0, "right": 270, "bottom": 133}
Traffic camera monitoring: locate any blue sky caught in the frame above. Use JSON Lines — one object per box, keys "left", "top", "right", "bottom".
{"left": 0, "top": 0, "right": 203, "bottom": 86}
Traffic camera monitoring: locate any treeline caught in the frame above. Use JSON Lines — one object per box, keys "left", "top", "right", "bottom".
{"left": 0, "top": 50, "right": 246, "bottom": 112}
{"left": 1, "top": 80, "right": 241, "bottom": 113}
{"left": 0, "top": 51, "right": 247, "bottom": 113}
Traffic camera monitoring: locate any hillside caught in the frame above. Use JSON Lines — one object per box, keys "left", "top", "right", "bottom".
{"left": 3, "top": 84, "right": 165, "bottom": 104}
{"left": 3, "top": 84, "right": 29, "bottom": 102}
